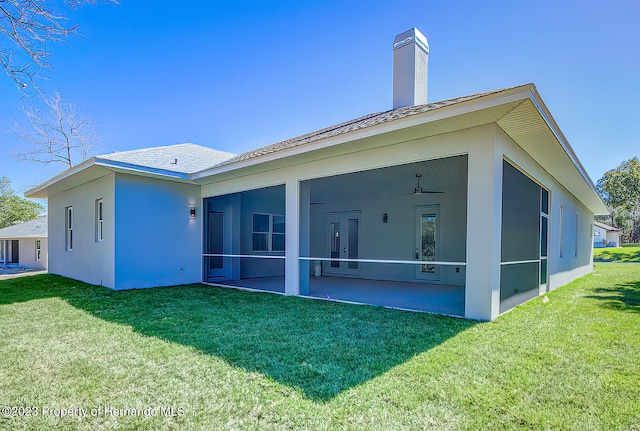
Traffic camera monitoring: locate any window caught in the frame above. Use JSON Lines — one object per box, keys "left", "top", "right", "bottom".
{"left": 95, "top": 198, "right": 103, "bottom": 242}
{"left": 65, "top": 206, "right": 73, "bottom": 251}
{"left": 559, "top": 205, "right": 564, "bottom": 258}
{"left": 35, "top": 240, "right": 41, "bottom": 261}
{"left": 575, "top": 214, "right": 579, "bottom": 257}
{"left": 540, "top": 187, "right": 549, "bottom": 284}
{"left": 252, "top": 213, "right": 285, "bottom": 252}
{"left": 0, "top": 240, "right": 4, "bottom": 263}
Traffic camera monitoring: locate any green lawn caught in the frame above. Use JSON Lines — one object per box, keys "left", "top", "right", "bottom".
{"left": 593, "top": 246, "right": 640, "bottom": 262}
{"left": 0, "top": 264, "right": 638, "bottom": 430}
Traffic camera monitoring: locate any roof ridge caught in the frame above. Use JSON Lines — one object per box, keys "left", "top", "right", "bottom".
{"left": 101, "top": 143, "right": 235, "bottom": 158}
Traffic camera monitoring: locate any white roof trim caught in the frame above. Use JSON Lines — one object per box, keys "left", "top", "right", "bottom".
{"left": 25, "top": 157, "right": 195, "bottom": 197}
{"left": 94, "top": 159, "right": 191, "bottom": 180}
{"left": 192, "top": 86, "right": 533, "bottom": 180}
{"left": 25, "top": 158, "right": 97, "bottom": 198}
{"left": 527, "top": 88, "right": 603, "bottom": 208}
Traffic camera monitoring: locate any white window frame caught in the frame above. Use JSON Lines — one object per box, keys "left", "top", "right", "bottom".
{"left": 35, "top": 239, "right": 41, "bottom": 261}
{"left": 252, "top": 213, "right": 285, "bottom": 252}
{"left": 575, "top": 214, "right": 579, "bottom": 257}
{"left": 66, "top": 206, "right": 73, "bottom": 251}
{"left": 559, "top": 204, "right": 564, "bottom": 258}
{"left": 95, "top": 198, "right": 103, "bottom": 242}
{"left": 540, "top": 187, "right": 550, "bottom": 285}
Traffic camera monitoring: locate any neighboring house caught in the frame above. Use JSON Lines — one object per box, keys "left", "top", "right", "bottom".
{"left": 0, "top": 216, "right": 48, "bottom": 270}
{"left": 26, "top": 28, "right": 608, "bottom": 321}
{"left": 593, "top": 221, "right": 621, "bottom": 248}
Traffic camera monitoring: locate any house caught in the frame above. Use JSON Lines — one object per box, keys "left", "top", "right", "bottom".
{"left": 0, "top": 216, "right": 48, "bottom": 270}
{"left": 25, "top": 28, "right": 608, "bottom": 321}
{"left": 593, "top": 221, "right": 621, "bottom": 248}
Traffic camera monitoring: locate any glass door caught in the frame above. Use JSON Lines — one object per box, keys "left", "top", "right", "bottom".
{"left": 325, "top": 211, "right": 360, "bottom": 276}
{"left": 415, "top": 206, "right": 440, "bottom": 281}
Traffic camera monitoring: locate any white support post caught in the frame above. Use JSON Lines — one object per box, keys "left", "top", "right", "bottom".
{"left": 285, "top": 179, "right": 300, "bottom": 296}
{"left": 465, "top": 134, "right": 503, "bottom": 321}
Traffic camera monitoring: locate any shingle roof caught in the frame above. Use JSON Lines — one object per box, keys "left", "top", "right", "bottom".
{"left": 0, "top": 216, "right": 47, "bottom": 238}
{"left": 594, "top": 221, "right": 621, "bottom": 231}
{"left": 207, "top": 88, "right": 510, "bottom": 170}
{"left": 98, "top": 143, "right": 236, "bottom": 174}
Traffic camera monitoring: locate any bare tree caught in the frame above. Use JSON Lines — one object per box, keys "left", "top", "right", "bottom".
{"left": 13, "top": 91, "right": 101, "bottom": 169}
{"left": 0, "top": 0, "right": 117, "bottom": 91}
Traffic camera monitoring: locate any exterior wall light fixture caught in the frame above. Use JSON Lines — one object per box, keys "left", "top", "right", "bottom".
{"left": 189, "top": 206, "right": 196, "bottom": 218}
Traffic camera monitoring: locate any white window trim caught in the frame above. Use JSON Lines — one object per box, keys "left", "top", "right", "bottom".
{"left": 575, "top": 214, "right": 579, "bottom": 257}
{"left": 539, "top": 187, "right": 549, "bottom": 285}
{"left": 35, "top": 239, "right": 41, "bottom": 261}
{"left": 95, "top": 198, "right": 103, "bottom": 242}
{"left": 66, "top": 206, "right": 73, "bottom": 251}
{"left": 559, "top": 204, "right": 564, "bottom": 258}
{"left": 252, "top": 213, "right": 285, "bottom": 253}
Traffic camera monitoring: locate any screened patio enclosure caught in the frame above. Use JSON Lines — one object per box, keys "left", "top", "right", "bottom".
{"left": 500, "top": 161, "right": 550, "bottom": 313}
{"left": 301, "top": 155, "right": 469, "bottom": 315}
{"left": 202, "top": 156, "right": 469, "bottom": 315}
{"left": 203, "top": 185, "right": 286, "bottom": 293}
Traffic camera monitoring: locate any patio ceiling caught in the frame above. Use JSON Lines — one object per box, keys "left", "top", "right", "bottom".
{"left": 308, "top": 156, "right": 467, "bottom": 203}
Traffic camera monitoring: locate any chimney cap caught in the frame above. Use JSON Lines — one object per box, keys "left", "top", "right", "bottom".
{"left": 393, "top": 28, "right": 429, "bottom": 54}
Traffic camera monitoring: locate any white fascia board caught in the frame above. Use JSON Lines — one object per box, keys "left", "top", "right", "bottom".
{"left": 94, "top": 159, "right": 193, "bottom": 181}
{"left": 527, "top": 87, "right": 608, "bottom": 214}
{"left": 25, "top": 158, "right": 196, "bottom": 198}
{"left": 191, "top": 85, "right": 535, "bottom": 182}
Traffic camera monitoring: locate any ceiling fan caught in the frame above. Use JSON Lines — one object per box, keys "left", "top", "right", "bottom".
{"left": 406, "top": 174, "right": 443, "bottom": 195}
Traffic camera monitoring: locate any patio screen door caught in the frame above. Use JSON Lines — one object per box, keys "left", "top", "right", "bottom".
{"left": 415, "top": 206, "right": 440, "bottom": 281}
{"left": 325, "top": 211, "right": 360, "bottom": 276}
{"left": 205, "top": 203, "right": 231, "bottom": 279}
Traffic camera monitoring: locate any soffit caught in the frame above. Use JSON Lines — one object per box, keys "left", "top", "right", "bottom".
{"left": 497, "top": 99, "right": 607, "bottom": 214}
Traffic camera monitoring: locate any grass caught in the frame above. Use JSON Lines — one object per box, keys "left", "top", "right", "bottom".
{"left": 593, "top": 246, "right": 640, "bottom": 262}
{"left": 0, "top": 264, "right": 639, "bottom": 430}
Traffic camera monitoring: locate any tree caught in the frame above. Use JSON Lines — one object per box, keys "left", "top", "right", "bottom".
{"left": 13, "top": 90, "right": 101, "bottom": 168}
{"left": 597, "top": 157, "right": 640, "bottom": 243}
{"left": 0, "top": 0, "right": 117, "bottom": 91}
{"left": 0, "top": 176, "right": 44, "bottom": 228}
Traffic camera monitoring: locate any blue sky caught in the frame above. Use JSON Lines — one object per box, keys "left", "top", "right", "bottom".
{"left": 1, "top": 0, "right": 639, "bottom": 199}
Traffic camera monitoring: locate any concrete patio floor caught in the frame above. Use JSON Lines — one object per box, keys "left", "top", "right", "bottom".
{"left": 210, "top": 276, "right": 465, "bottom": 316}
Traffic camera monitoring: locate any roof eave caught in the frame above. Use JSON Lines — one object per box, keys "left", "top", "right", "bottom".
{"left": 192, "top": 84, "right": 535, "bottom": 181}
{"left": 25, "top": 158, "right": 97, "bottom": 198}
{"left": 526, "top": 87, "right": 608, "bottom": 214}
{"left": 25, "top": 158, "right": 196, "bottom": 198}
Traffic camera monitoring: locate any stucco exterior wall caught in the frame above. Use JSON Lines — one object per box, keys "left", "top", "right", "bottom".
{"left": 48, "top": 174, "right": 115, "bottom": 287}
{"left": 113, "top": 174, "right": 201, "bottom": 289}
{"left": 593, "top": 226, "right": 620, "bottom": 247}
{"left": 18, "top": 238, "right": 48, "bottom": 270}
{"left": 593, "top": 225, "right": 607, "bottom": 247}
{"left": 606, "top": 231, "right": 621, "bottom": 247}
